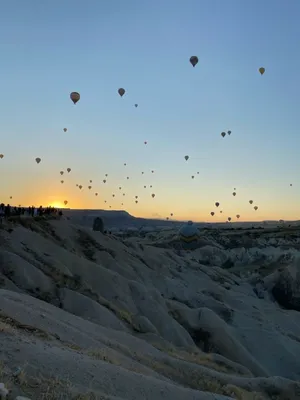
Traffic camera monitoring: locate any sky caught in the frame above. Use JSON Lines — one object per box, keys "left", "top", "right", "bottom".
{"left": 0, "top": 0, "right": 300, "bottom": 222}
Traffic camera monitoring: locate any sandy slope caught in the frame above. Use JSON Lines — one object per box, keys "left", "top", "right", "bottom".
{"left": 0, "top": 216, "right": 299, "bottom": 399}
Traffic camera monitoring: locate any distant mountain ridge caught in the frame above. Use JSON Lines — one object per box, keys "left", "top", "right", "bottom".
{"left": 63, "top": 208, "right": 179, "bottom": 230}
{"left": 62, "top": 208, "right": 300, "bottom": 230}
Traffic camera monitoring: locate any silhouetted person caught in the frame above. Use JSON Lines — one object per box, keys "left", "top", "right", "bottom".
{"left": 0, "top": 204, "right": 4, "bottom": 223}
{"left": 4, "top": 204, "right": 11, "bottom": 218}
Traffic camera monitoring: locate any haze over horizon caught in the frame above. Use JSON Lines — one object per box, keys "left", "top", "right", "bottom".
{"left": 1, "top": 0, "right": 300, "bottom": 222}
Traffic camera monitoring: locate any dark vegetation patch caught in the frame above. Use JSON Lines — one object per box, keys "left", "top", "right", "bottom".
{"left": 76, "top": 229, "right": 116, "bottom": 261}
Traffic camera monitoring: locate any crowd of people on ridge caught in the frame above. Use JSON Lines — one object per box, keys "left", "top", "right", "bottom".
{"left": 0, "top": 204, "right": 63, "bottom": 220}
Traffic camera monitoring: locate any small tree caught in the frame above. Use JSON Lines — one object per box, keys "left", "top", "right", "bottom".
{"left": 93, "top": 217, "right": 104, "bottom": 233}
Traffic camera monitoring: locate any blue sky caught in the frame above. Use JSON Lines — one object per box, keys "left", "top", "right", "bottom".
{"left": 0, "top": 0, "right": 300, "bottom": 221}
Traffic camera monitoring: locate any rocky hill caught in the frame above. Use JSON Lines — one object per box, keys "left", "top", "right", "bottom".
{"left": 0, "top": 216, "right": 299, "bottom": 399}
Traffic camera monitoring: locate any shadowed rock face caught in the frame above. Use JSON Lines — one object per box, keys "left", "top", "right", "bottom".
{"left": 93, "top": 216, "right": 104, "bottom": 233}
{"left": 272, "top": 262, "right": 300, "bottom": 311}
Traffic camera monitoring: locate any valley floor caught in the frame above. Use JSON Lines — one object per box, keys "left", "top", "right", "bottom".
{"left": 0, "top": 217, "right": 299, "bottom": 399}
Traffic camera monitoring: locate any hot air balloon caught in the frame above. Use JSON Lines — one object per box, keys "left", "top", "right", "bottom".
{"left": 254, "top": 206, "right": 258, "bottom": 211}
{"left": 191, "top": 176, "right": 194, "bottom": 179}
{"left": 10, "top": 196, "right": 12, "bottom": 199}
{"left": 290, "top": 183, "right": 293, "bottom": 186}
{"left": 227, "top": 130, "right": 231, "bottom": 135}
{"left": 215, "top": 202, "right": 220, "bottom": 207}
{"left": 127, "top": 177, "right": 129, "bottom": 180}
{"left": 184, "top": 155, "right": 189, "bottom": 161}
{"left": 221, "top": 132, "right": 226, "bottom": 138}
{"left": 105, "top": 174, "right": 108, "bottom": 177}
{"left": 144, "top": 141, "right": 147, "bottom": 145}
{"left": 119, "top": 187, "right": 122, "bottom": 190}
{"left": 112, "top": 194, "right": 115, "bottom": 197}
{"left": 189, "top": 56, "right": 198, "bottom": 67}
{"left": 79, "top": 185, "right": 82, "bottom": 189}
{"left": 135, "top": 200, "right": 138, "bottom": 203}
{"left": 35, "top": 157, "right": 41, "bottom": 164}
{"left": 170, "top": 213, "right": 173, "bottom": 216}
{"left": 118, "top": 88, "right": 125, "bottom": 97}
{"left": 70, "top": 92, "right": 80, "bottom": 104}
{"left": 211, "top": 212, "right": 215, "bottom": 216}
{"left": 135, "top": 104, "right": 138, "bottom": 107}
{"left": 88, "top": 186, "right": 92, "bottom": 190}
{"left": 0, "top": 154, "right": 3, "bottom": 159}
{"left": 63, "top": 128, "right": 67, "bottom": 132}
{"left": 103, "top": 180, "right": 106, "bottom": 183}
{"left": 61, "top": 180, "right": 64, "bottom": 184}
{"left": 124, "top": 163, "right": 126, "bottom": 166}
{"left": 95, "top": 193, "right": 98, "bottom": 196}
{"left": 228, "top": 217, "right": 231, "bottom": 222}
{"left": 151, "top": 193, "right": 155, "bottom": 198}
{"left": 144, "top": 185, "right": 146, "bottom": 188}
{"left": 249, "top": 200, "right": 253, "bottom": 204}
{"left": 60, "top": 171, "right": 64, "bottom": 175}
{"left": 67, "top": 168, "right": 71, "bottom": 173}
{"left": 178, "top": 221, "right": 200, "bottom": 249}
{"left": 64, "top": 200, "right": 68, "bottom": 205}
{"left": 236, "top": 214, "right": 240, "bottom": 219}
{"left": 89, "top": 180, "right": 92, "bottom": 183}
{"left": 259, "top": 67, "right": 265, "bottom": 75}
{"left": 232, "top": 192, "right": 236, "bottom": 196}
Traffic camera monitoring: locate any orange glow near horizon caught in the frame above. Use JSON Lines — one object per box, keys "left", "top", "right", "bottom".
{"left": 7, "top": 182, "right": 300, "bottom": 223}
{"left": 49, "top": 202, "right": 64, "bottom": 209}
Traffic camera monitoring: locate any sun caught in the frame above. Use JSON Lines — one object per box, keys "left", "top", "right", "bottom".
{"left": 50, "top": 202, "right": 64, "bottom": 209}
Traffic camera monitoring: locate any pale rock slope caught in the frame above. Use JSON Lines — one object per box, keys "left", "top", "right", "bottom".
{"left": 0, "top": 217, "right": 299, "bottom": 399}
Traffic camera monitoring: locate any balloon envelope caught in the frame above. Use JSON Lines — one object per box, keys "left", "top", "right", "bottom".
{"left": 70, "top": 92, "right": 80, "bottom": 104}
{"left": 189, "top": 56, "right": 198, "bottom": 67}
{"left": 178, "top": 221, "right": 200, "bottom": 248}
